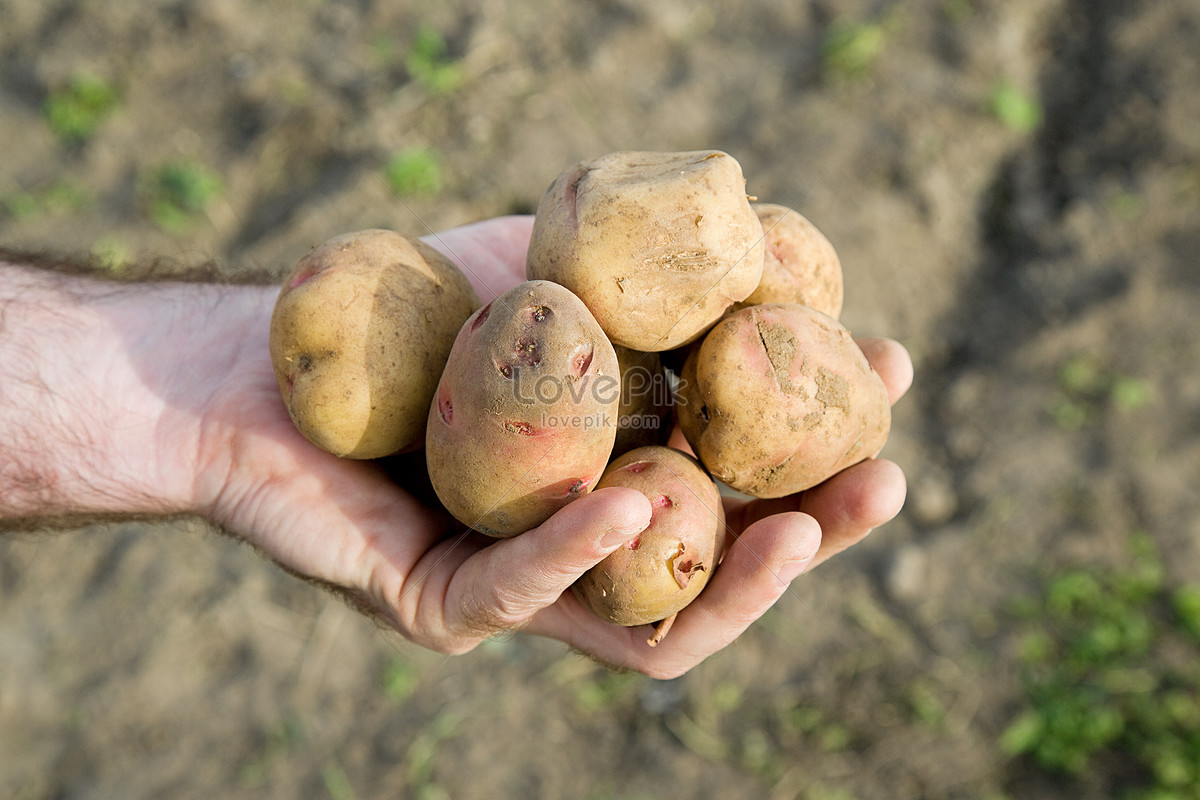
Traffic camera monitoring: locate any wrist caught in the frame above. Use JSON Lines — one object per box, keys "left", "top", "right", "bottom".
{"left": 0, "top": 261, "right": 274, "bottom": 527}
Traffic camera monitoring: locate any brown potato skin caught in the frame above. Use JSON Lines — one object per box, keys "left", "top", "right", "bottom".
{"left": 676, "top": 304, "right": 890, "bottom": 498}
{"left": 269, "top": 229, "right": 479, "bottom": 459}
{"left": 611, "top": 345, "right": 673, "bottom": 458}
{"left": 734, "top": 203, "right": 843, "bottom": 319}
{"left": 426, "top": 280, "right": 620, "bottom": 537}
{"left": 571, "top": 446, "right": 725, "bottom": 626}
{"left": 525, "top": 150, "right": 765, "bottom": 352}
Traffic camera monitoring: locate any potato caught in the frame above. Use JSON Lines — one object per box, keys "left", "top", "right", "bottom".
{"left": 269, "top": 229, "right": 479, "bottom": 459}
{"left": 735, "top": 203, "right": 843, "bottom": 319}
{"left": 525, "top": 150, "right": 765, "bottom": 352}
{"left": 611, "top": 345, "right": 673, "bottom": 457}
{"left": 676, "top": 303, "right": 890, "bottom": 498}
{"left": 571, "top": 446, "right": 725, "bottom": 632}
{"left": 426, "top": 280, "right": 620, "bottom": 537}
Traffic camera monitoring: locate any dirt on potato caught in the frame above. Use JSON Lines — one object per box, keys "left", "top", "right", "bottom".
{"left": 2, "top": 1, "right": 1199, "bottom": 799}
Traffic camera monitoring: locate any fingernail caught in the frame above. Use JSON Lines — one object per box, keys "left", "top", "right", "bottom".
{"left": 601, "top": 524, "right": 642, "bottom": 550}
{"left": 778, "top": 552, "right": 817, "bottom": 583}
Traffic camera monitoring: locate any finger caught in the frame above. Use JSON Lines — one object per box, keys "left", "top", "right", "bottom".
{"left": 420, "top": 215, "right": 535, "bottom": 301}
{"left": 728, "top": 457, "right": 905, "bottom": 569}
{"left": 443, "top": 487, "right": 652, "bottom": 642}
{"left": 636, "top": 510, "right": 822, "bottom": 677}
{"left": 664, "top": 418, "right": 695, "bottom": 452}
{"left": 799, "top": 457, "right": 906, "bottom": 568}
{"left": 531, "top": 511, "right": 822, "bottom": 679}
{"left": 855, "top": 336, "right": 913, "bottom": 405}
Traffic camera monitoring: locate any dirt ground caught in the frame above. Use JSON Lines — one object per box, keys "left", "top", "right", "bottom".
{"left": 2, "top": 1, "right": 1199, "bottom": 798}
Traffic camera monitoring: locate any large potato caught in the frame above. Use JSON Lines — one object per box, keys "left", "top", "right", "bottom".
{"left": 571, "top": 446, "right": 725, "bottom": 632}
{"left": 426, "top": 280, "right": 620, "bottom": 537}
{"left": 269, "top": 229, "right": 479, "bottom": 459}
{"left": 525, "top": 150, "right": 765, "bottom": 352}
{"left": 735, "top": 202, "right": 843, "bottom": 319}
{"left": 676, "top": 303, "right": 890, "bottom": 498}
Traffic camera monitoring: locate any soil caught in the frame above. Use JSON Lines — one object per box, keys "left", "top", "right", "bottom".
{"left": 2, "top": 1, "right": 1199, "bottom": 798}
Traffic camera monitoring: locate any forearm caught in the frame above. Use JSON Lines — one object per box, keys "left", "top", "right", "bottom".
{"left": 0, "top": 257, "right": 273, "bottom": 530}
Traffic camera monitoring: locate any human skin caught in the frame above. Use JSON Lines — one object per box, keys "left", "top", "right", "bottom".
{"left": 0, "top": 216, "right": 912, "bottom": 678}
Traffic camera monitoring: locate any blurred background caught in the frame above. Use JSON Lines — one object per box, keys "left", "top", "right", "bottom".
{"left": 2, "top": 0, "right": 1199, "bottom": 798}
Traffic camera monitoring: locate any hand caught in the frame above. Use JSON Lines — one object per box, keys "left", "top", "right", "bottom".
{"left": 192, "top": 216, "right": 911, "bottom": 678}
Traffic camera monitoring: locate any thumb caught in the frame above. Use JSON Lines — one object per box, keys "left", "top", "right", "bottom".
{"left": 445, "top": 487, "right": 652, "bottom": 640}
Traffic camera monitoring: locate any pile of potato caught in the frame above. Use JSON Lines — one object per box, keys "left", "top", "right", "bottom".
{"left": 268, "top": 150, "right": 890, "bottom": 644}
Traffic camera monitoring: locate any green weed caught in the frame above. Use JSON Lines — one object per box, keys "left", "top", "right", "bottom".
{"left": 1002, "top": 534, "right": 1200, "bottom": 796}
{"left": 385, "top": 147, "right": 442, "bottom": 197}
{"left": 572, "top": 669, "right": 640, "bottom": 714}
{"left": 44, "top": 74, "right": 119, "bottom": 144}
{"left": 91, "top": 235, "right": 131, "bottom": 273}
{"left": 803, "top": 785, "right": 860, "bottom": 800}
{"left": 942, "top": 0, "right": 975, "bottom": 22}
{"left": 140, "top": 160, "right": 223, "bottom": 233}
{"left": 238, "top": 716, "right": 304, "bottom": 789}
{"left": 989, "top": 81, "right": 1042, "bottom": 133}
{"left": 1110, "top": 191, "right": 1144, "bottom": 220}
{"left": 382, "top": 657, "right": 419, "bottom": 703}
{"left": 1111, "top": 376, "right": 1153, "bottom": 413}
{"left": 406, "top": 26, "right": 462, "bottom": 94}
{"left": 822, "top": 22, "right": 886, "bottom": 81}
{"left": 1049, "top": 354, "right": 1153, "bottom": 429}
{"left": 2, "top": 189, "right": 40, "bottom": 220}
{"left": 321, "top": 758, "right": 357, "bottom": 800}
{"left": 404, "top": 709, "right": 461, "bottom": 797}
{"left": 786, "top": 705, "right": 853, "bottom": 753}
{"left": 370, "top": 32, "right": 397, "bottom": 66}
{"left": 907, "top": 679, "right": 948, "bottom": 729}
{"left": 2, "top": 179, "right": 92, "bottom": 220}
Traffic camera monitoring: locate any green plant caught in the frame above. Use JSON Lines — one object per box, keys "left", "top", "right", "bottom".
{"left": 91, "top": 235, "right": 131, "bottom": 273}
{"left": 382, "top": 658, "right": 419, "bottom": 703}
{"left": 786, "top": 705, "right": 854, "bottom": 753}
{"left": 321, "top": 758, "right": 357, "bottom": 800}
{"left": 572, "top": 669, "right": 641, "bottom": 714}
{"left": 803, "top": 785, "right": 860, "bottom": 800}
{"left": 1110, "top": 190, "right": 1144, "bottom": 220}
{"left": 2, "top": 179, "right": 92, "bottom": 220}
{"left": 44, "top": 73, "right": 119, "bottom": 144}
{"left": 238, "top": 716, "right": 304, "bottom": 789}
{"left": 385, "top": 147, "right": 442, "bottom": 196}
{"left": 989, "top": 81, "right": 1042, "bottom": 133}
{"left": 943, "top": 0, "right": 975, "bottom": 22}
{"left": 370, "top": 32, "right": 397, "bottom": 66}
{"left": 404, "top": 709, "right": 461, "bottom": 798}
{"left": 140, "top": 160, "right": 223, "bottom": 233}
{"left": 2, "top": 189, "right": 40, "bottom": 220}
{"left": 822, "top": 21, "right": 886, "bottom": 80}
{"left": 1049, "top": 353, "right": 1153, "bottom": 429}
{"left": 1002, "top": 534, "right": 1200, "bottom": 797}
{"left": 1174, "top": 585, "right": 1200, "bottom": 638}
{"left": 406, "top": 26, "right": 462, "bottom": 94}
{"left": 907, "top": 679, "right": 948, "bottom": 728}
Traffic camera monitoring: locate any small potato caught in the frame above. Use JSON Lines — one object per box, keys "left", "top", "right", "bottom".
{"left": 269, "top": 229, "right": 479, "bottom": 459}
{"left": 676, "top": 304, "right": 890, "bottom": 498}
{"left": 735, "top": 203, "right": 843, "bottom": 319}
{"left": 571, "top": 446, "right": 725, "bottom": 631}
{"left": 526, "top": 150, "right": 765, "bottom": 352}
{"left": 426, "top": 280, "right": 620, "bottom": 537}
{"left": 611, "top": 345, "right": 673, "bottom": 458}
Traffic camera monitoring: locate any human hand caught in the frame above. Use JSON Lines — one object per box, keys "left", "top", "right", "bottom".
{"left": 183, "top": 215, "right": 910, "bottom": 677}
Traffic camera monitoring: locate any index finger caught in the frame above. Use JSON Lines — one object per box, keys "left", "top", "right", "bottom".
{"left": 855, "top": 336, "right": 913, "bottom": 405}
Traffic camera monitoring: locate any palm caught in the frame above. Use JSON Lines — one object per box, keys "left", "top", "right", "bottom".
{"left": 212, "top": 215, "right": 911, "bottom": 677}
